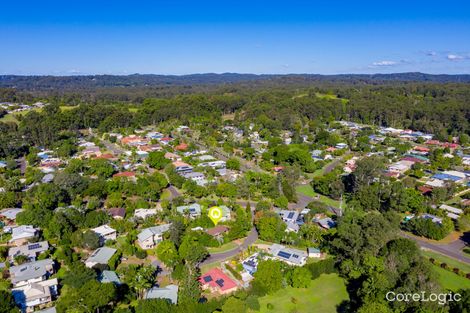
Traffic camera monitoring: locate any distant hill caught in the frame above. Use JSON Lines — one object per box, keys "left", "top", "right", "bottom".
{"left": 1, "top": 72, "right": 470, "bottom": 91}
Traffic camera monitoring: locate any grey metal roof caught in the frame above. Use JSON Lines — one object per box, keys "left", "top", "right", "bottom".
{"left": 145, "top": 284, "right": 179, "bottom": 304}
{"left": 8, "top": 241, "right": 49, "bottom": 259}
{"left": 99, "top": 270, "right": 121, "bottom": 284}
{"left": 9, "top": 259, "right": 54, "bottom": 283}
{"left": 137, "top": 224, "right": 171, "bottom": 242}
{"left": 85, "top": 247, "right": 117, "bottom": 265}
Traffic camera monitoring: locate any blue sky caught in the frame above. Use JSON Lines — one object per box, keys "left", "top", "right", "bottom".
{"left": 1, "top": 0, "right": 470, "bottom": 75}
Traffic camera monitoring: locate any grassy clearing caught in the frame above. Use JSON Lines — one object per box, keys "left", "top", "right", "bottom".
{"left": 422, "top": 250, "right": 470, "bottom": 273}
{"left": 315, "top": 93, "right": 349, "bottom": 104}
{"left": 60, "top": 105, "right": 77, "bottom": 111}
{"left": 200, "top": 261, "right": 223, "bottom": 274}
{"left": 296, "top": 184, "right": 316, "bottom": 197}
{"left": 296, "top": 185, "right": 342, "bottom": 208}
{"left": 128, "top": 108, "right": 139, "bottom": 113}
{"left": 207, "top": 241, "right": 238, "bottom": 253}
{"left": 433, "top": 266, "right": 470, "bottom": 291}
{"left": 256, "top": 274, "right": 349, "bottom": 313}
{"left": 160, "top": 189, "right": 171, "bottom": 201}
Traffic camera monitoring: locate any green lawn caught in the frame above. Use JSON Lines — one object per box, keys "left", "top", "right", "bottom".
{"left": 207, "top": 241, "right": 238, "bottom": 253}
{"left": 256, "top": 274, "right": 349, "bottom": 313}
{"left": 296, "top": 185, "right": 342, "bottom": 208}
{"left": 200, "top": 260, "right": 223, "bottom": 274}
{"left": 433, "top": 266, "right": 470, "bottom": 291}
{"left": 160, "top": 189, "right": 171, "bottom": 201}
{"left": 315, "top": 93, "right": 349, "bottom": 104}
{"left": 296, "top": 185, "right": 316, "bottom": 197}
{"left": 422, "top": 250, "right": 470, "bottom": 273}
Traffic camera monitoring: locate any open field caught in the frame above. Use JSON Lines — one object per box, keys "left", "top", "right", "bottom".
{"left": 207, "top": 241, "right": 238, "bottom": 253}
{"left": 255, "top": 274, "right": 349, "bottom": 313}
{"left": 296, "top": 184, "right": 316, "bottom": 197}
{"left": 422, "top": 250, "right": 470, "bottom": 273}
{"left": 432, "top": 266, "right": 470, "bottom": 291}
{"left": 296, "top": 185, "right": 342, "bottom": 208}
{"left": 315, "top": 92, "right": 349, "bottom": 104}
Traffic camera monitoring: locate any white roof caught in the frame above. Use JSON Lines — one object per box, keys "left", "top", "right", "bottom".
{"left": 10, "top": 225, "right": 38, "bottom": 242}
{"left": 91, "top": 225, "right": 116, "bottom": 236}
{"left": 442, "top": 170, "right": 466, "bottom": 179}
{"left": 0, "top": 208, "right": 23, "bottom": 220}
{"left": 440, "top": 204, "right": 463, "bottom": 215}
{"left": 134, "top": 209, "right": 157, "bottom": 219}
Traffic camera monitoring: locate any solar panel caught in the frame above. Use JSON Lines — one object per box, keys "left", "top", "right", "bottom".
{"left": 277, "top": 251, "right": 291, "bottom": 259}
{"left": 215, "top": 279, "right": 224, "bottom": 287}
{"left": 203, "top": 276, "right": 212, "bottom": 283}
{"left": 287, "top": 212, "right": 295, "bottom": 219}
{"left": 28, "top": 243, "right": 41, "bottom": 250}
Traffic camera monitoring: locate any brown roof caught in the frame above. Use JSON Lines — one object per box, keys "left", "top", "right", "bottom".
{"left": 206, "top": 225, "right": 229, "bottom": 236}
{"left": 109, "top": 207, "right": 126, "bottom": 218}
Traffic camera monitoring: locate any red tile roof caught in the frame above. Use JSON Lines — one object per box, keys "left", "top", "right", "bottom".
{"left": 174, "top": 143, "right": 189, "bottom": 151}
{"left": 199, "top": 268, "right": 237, "bottom": 292}
{"left": 113, "top": 171, "right": 136, "bottom": 178}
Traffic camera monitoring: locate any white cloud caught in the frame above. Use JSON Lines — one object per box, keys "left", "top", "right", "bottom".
{"left": 371, "top": 60, "right": 398, "bottom": 66}
{"left": 447, "top": 54, "right": 465, "bottom": 61}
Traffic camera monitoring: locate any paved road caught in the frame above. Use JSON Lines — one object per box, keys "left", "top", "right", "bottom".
{"left": 201, "top": 227, "right": 259, "bottom": 265}
{"left": 167, "top": 185, "right": 181, "bottom": 200}
{"left": 401, "top": 232, "right": 470, "bottom": 264}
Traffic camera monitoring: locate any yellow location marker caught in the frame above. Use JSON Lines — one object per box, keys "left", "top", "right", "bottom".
{"left": 208, "top": 206, "right": 223, "bottom": 225}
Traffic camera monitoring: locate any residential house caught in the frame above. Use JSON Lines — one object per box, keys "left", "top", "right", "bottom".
{"left": 121, "top": 135, "right": 149, "bottom": 147}
{"left": 316, "top": 217, "right": 336, "bottom": 230}
{"left": 241, "top": 253, "right": 259, "bottom": 275}
{"left": 0, "top": 208, "right": 23, "bottom": 225}
{"left": 134, "top": 208, "right": 158, "bottom": 220}
{"left": 91, "top": 225, "right": 117, "bottom": 244}
{"left": 81, "top": 145, "right": 101, "bottom": 158}
{"left": 199, "top": 268, "right": 238, "bottom": 295}
{"left": 206, "top": 225, "right": 229, "bottom": 241}
{"left": 158, "top": 137, "right": 173, "bottom": 145}
{"left": 144, "top": 285, "right": 179, "bottom": 304}
{"left": 278, "top": 210, "right": 300, "bottom": 233}
{"left": 164, "top": 152, "right": 181, "bottom": 162}
{"left": 174, "top": 143, "right": 188, "bottom": 151}
{"left": 137, "top": 224, "right": 171, "bottom": 250}
{"left": 9, "top": 259, "right": 55, "bottom": 288}
{"left": 199, "top": 160, "right": 226, "bottom": 169}
{"left": 99, "top": 270, "right": 121, "bottom": 285}
{"left": 198, "top": 155, "right": 216, "bottom": 161}
{"left": 108, "top": 208, "right": 126, "bottom": 220}
{"left": 85, "top": 247, "right": 117, "bottom": 268}
{"left": 269, "top": 244, "right": 307, "bottom": 266}
{"left": 176, "top": 203, "right": 202, "bottom": 218}
{"left": 308, "top": 247, "right": 321, "bottom": 258}
{"left": 439, "top": 204, "right": 463, "bottom": 220}
{"left": 113, "top": 171, "right": 136, "bottom": 181}
{"left": 9, "top": 225, "right": 39, "bottom": 246}
{"left": 182, "top": 171, "right": 207, "bottom": 186}
{"left": 172, "top": 161, "right": 193, "bottom": 174}
{"left": 420, "top": 213, "right": 443, "bottom": 224}
{"left": 388, "top": 160, "right": 415, "bottom": 174}
{"left": 9, "top": 241, "right": 49, "bottom": 262}
{"left": 12, "top": 278, "right": 58, "bottom": 312}
{"left": 218, "top": 205, "right": 232, "bottom": 222}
